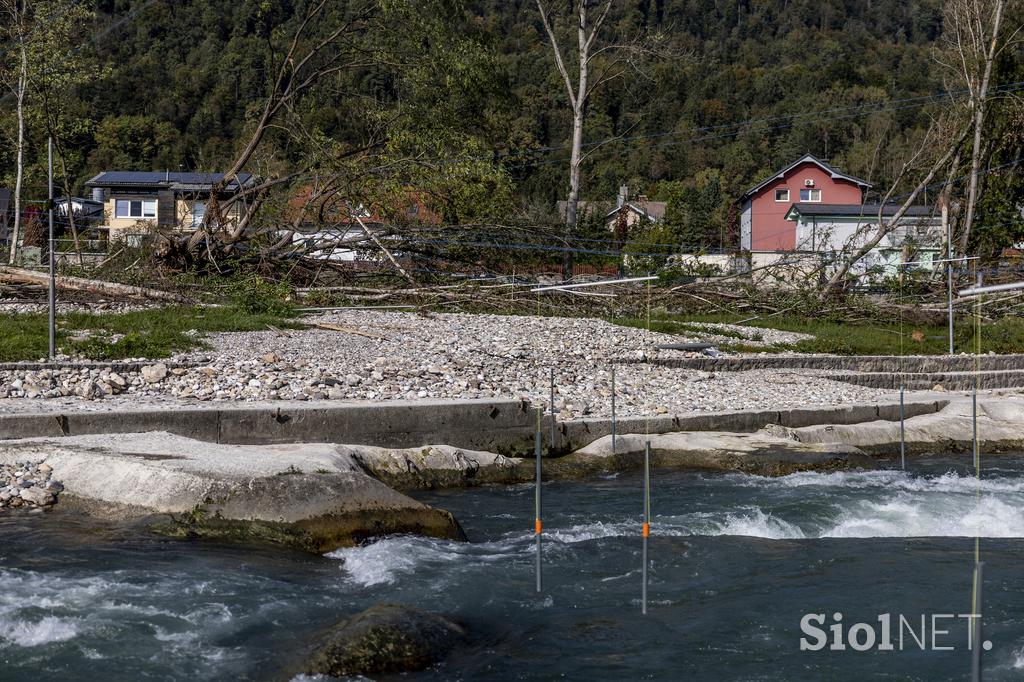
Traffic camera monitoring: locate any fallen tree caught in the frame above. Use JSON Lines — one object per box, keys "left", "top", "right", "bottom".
{"left": 0, "top": 266, "right": 192, "bottom": 303}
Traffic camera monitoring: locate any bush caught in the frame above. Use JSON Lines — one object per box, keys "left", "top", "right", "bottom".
{"left": 226, "top": 274, "right": 295, "bottom": 316}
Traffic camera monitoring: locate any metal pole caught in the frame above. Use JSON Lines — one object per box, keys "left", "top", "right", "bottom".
{"left": 971, "top": 561, "right": 985, "bottom": 682}
{"left": 534, "top": 407, "right": 542, "bottom": 593}
{"left": 973, "top": 273, "right": 981, "bottom": 471}
{"left": 611, "top": 366, "right": 616, "bottom": 454}
{"left": 642, "top": 440, "right": 651, "bottom": 615}
{"left": 947, "top": 201, "right": 954, "bottom": 355}
{"left": 47, "top": 137, "right": 55, "bottom": 360}
{"left": 899, "top": 386, "right": 905, "bottom": 470}
{"left": 549, "top": 368, "right": 556, "bottom": 453}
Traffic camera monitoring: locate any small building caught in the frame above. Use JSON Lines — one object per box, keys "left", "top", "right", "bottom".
{"left": 285, "top": 186, "right": 439, "bottom": 262}
{"left": 84, "top": 171, "right": 257, "bottom": 241}
{"left": 739, "top": 154, "right": 871, "bottom": 251}
{"left": 558, "top": 186, "right": 666, "bottom": 233}
{"left": 55, "top": 197, "right": 105, "bottom": 226}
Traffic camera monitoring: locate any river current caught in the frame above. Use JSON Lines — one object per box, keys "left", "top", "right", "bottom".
{"left": 3, "top": 455, "right": 1024, "bottom": 680}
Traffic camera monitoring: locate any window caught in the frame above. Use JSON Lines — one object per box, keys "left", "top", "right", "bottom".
{"left": 800, "top": 188, "right": 821, "bottom": 202}
{"left": 115, "top": 198, "right": 157, "bottom": 219}
{"left": 191, "top": 202, "right": 206, "bottom": 227}
{"left": 774, "top": 189, "right": 790, "bottom": 202}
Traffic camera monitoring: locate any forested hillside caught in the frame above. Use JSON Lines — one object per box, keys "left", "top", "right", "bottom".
{"left": 2, "top": 0, "right": 1022, "bottom": 253}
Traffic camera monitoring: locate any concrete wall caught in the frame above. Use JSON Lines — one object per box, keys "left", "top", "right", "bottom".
{"left": 0, "top": 396, "right": 950, "bottom": 457}
{"left": 0, "top": 399, "right": 540, "bottom": 455}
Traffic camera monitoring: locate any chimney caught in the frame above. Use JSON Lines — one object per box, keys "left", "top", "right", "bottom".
{"left": 617, "top": 185, "right": 628, "bottom": 209}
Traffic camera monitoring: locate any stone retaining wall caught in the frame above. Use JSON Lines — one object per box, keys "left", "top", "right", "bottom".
{"left": 642, "top": 354, "right": 1024, "bottom": 373}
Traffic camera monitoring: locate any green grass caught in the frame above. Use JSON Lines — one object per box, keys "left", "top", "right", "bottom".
{"left": 611, "top": 312, "right": 1024, "bottom": 356}
{"left": 0, "top": 305, "right": 302, "bottom": 362}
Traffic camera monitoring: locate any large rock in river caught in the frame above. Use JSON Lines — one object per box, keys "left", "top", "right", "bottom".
{"left": 305, "top": 604, "right": 466, "bottom": 676}
{"left": 0, "top": 432, "right": 468, "bottom": 553}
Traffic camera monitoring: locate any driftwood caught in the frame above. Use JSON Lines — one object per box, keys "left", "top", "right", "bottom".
{"left": 0, "top": 267, "right": 192, "bottom": 303}
{"left": 312, "top": 322, "right": 386, "bottom": 339}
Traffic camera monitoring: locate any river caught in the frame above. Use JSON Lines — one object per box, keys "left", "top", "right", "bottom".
{"left": 2, "top": 455, "right": 1024, "bottom": 680}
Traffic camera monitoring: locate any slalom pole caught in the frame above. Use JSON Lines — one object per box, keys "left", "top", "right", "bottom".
{"left": 642, "top": 440, "right": 651, "bottom": 615}
{"left": 549, "top": 367, "right": 556, "bottom": 453}
{"left": 535, "top": 406, "right": 542, "bottom": 593}
{"left": 971, "top": 561, "right": 985, "bottom": 682}
{"left": 898, "top": 263, "right": 905, "bottom": 470}
{"left": 899, "top": 386, "right": 906, "bottom": 470}
{"left": 611, "top": 365, "right": 617, "bottom": 454}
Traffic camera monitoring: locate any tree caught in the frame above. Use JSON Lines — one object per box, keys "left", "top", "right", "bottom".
{"left": 535, "top": 0, "right": 664, "bottom": 279}
{"left": 1, "top": 0, "right": 29, "bottom": 264}
{"left": 819, "top": 121, "right": 970, "bottom": 297}
{"left": 935, "top": 0, "right": 1015, "bottom": 254}
{"left": 27, "top": 0, "right": 106, "bottom": 264}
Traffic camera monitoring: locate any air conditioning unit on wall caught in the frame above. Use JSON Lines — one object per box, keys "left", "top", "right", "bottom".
{"left": 804, "top": 179, "right": 814, "bottom": 187}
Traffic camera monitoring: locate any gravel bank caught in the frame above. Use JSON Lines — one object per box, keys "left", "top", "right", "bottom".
{"left": 0, "top": 311, "right": 895, "bottom": 418}
{"left": 0, "top": 461, "right": 63, "bottom": 511}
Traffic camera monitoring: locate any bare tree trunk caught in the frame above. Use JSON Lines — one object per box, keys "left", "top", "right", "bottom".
{"left": 55, "top": 146, "right": 84, "bottom": 267}
{"left": 537, "top": 0, "right": 612, "bottom": 281}
{"left": 957, "top": 0, "right": 1005, "bottom": 255}
{"left": 8, "top": 35, "right": 27, "bottom": 266}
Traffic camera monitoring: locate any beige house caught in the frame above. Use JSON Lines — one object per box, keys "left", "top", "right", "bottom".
{"left": 84, "top": 171, "right": 257, "bottom": 241}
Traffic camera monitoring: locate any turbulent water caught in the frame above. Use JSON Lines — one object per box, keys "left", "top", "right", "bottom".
{"left": 4, "top": 456, "right": 1024, "bottom": 680}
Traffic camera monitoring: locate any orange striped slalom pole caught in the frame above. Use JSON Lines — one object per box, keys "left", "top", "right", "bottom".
{"left": 642, "top": 440, "right": 651, "bottom": 614}
{"left": 534, "top": 406, "right": 543, "bottom": 593}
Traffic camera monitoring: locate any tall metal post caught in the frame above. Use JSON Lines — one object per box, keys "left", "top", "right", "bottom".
{"left": 971, "top": 561, "right": 985, "bottom": 682}
{"left": 973, "top": 272, "right": 981, "bottom": 471}
{"left": 641, "top": 440, "right": 651, "bottom": 615}
{"left": 899, "top": 386, "right": 905, "bottom": 470}
{"left": 47, "top": 137, "right": 55, "bottom": 360}
{"left": 534, "top": 407, "right": 542, "bottom": 593}
{"left": 549, "top": 368, "right": 556, "bottom": 453}
{"left": 611, "top": 366, "right": 617, "bottom": 454}
{"left": 946, "top": 201, "right": 954, "bottom": 355}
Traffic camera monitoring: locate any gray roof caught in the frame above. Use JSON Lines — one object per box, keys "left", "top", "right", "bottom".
{"left": 557, "top": 199, "right": 667, "bottom": 222}
{"left": 742, "top": 154, "right": 872, "bottom": 199}
{"left": 85, "top": 171, "right": 256, "bottom": 193}
{"left": 786, "top": 203, "right": 937, "bottom": 218}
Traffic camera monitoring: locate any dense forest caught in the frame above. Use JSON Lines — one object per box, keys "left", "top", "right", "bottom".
{"left": 2, "top": 0, "right": 1022, "bottom": 256}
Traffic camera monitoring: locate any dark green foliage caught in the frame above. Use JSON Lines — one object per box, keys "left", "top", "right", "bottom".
{"left": 3, "top": 0, "right": 1023, "bottom": 254}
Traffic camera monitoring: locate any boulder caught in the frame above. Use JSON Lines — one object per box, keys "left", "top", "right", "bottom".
{"left": 141, "top": 363, "right": 168, "bottom": 383}
{"left": 305, "top": 604, "right": 466, "bottom": 677}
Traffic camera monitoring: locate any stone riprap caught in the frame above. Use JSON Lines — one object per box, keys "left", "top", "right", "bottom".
{"left": 0, "top": 460, "right": 63, "bottom": 510}
{"left": 0, "top": 312, "right": 896, "bottom": 418}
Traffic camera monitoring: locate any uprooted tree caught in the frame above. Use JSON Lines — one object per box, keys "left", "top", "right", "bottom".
{"left": 153, "top": 0, "right": 514, "bottom": 281}
{"left": 818, "top": 0, "right": 1021, "bottom": 296}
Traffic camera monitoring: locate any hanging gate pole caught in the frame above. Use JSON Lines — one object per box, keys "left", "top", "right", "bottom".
{"left": 641, "top": 440, "right": 651, "bottom": 615}
{"left": 47, "top": 137, "right": 55, "bottom": 360}
{"left": 549, "top": 368, "right": 556, "bottom": 453}
{"left": 534, "top": 406, "right": 542, "bottom": 593}
{"left": 611, "top": 366, "right": 617, "bottom": 454}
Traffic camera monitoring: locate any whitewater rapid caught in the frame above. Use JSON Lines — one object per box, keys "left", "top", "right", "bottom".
{"left": 330, "top": 467, "right": 1024, "bottom": 587}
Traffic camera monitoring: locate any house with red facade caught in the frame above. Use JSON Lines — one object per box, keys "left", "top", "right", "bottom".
{"left": 739, "top": 154, "right": 871, "bottom": 252}
{"left": 738, "top": 154, "right": 943, "bottom": 281}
